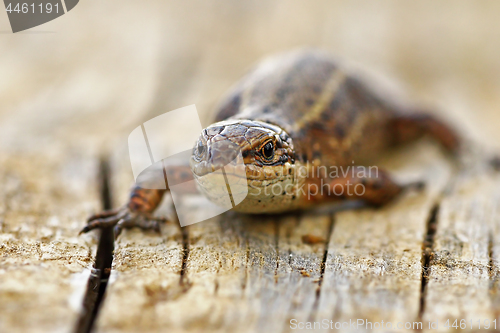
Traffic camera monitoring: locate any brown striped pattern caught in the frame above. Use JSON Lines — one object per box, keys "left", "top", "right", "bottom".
{"left": 213, "top": 50, "right": 398, "bottom": 168}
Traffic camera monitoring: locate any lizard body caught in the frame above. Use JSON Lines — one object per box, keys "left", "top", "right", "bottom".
{"left": 81, "top": 50, "right": 459, "bottom": 236}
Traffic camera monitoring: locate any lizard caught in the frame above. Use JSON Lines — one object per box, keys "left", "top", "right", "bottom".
{"left": 80, "top": 49, "right": 461, "bottom": 237}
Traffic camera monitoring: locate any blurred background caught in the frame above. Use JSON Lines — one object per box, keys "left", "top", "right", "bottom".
{"left": 1, "top": 0, "right": 500, "bottom": 153}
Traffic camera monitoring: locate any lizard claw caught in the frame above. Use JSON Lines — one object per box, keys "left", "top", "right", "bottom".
{"left": 113, "top": 215, "right": 166, "bottom": 239}
{"left": 80, "top": 207, "right": 167, "bottom": 238}
{"left": 79, "top": 208, "right": 127, "bottom": 234}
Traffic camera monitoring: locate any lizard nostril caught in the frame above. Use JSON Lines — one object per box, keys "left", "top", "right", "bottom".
{"left": 197, "top": 144, "right": 205, "bottom": 156}
{"left": 193, "top": 142, "right": 207, "bottom": 161}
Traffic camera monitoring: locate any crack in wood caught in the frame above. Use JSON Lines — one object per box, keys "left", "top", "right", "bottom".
{"left": 488, "top": 233, "right": 497, "bottom": 291}
{"left": 74, "top": 158, "right": 115, "bottom": 333}
{"left": 242, "top": 237, "right": 250, "bottom": 294}
{"left": 308, "top": 214, "right": 335, "bottom": 322}
{"left": 214, "top": 252, "right": 221, "bottom": 295}
{"left": 274, "top": 220, "right": 280, "bottom": 284}
{"left": 418, "top": 203, "right": 440, "bottom": 321}
{"left": 490, "top": 229, "right": 500, "bottom": 324}
{"left": 179, "top": 225, "right": 190, "bottom": 287}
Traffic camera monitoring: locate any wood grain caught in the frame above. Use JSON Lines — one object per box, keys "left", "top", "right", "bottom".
{"left": 0, "top": 152, "right": 100, "bottom": 333}
{"left": 421, "top": 161, "right": 499, "bottom": 332}
{"left": 315, "top": 143, "right": 451, "bottom": 333}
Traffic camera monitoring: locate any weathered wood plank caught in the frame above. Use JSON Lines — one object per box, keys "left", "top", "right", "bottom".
{"left": 95, "top": 197, "right": 332, "bottom": 333}
{"left": 93, "top": 224, "right": 184, "bottom": 332}
{"left": 268, "top": 214, "right": 332, "bottom": 332}
{"left": 0, "top": 3, "right": 167, "bottom": 328}
{"left": 314, "top": 142, "right": 451, "bottom": 332}
{"left": 490, "top": 182, "right": 500, "bottom": 326}
{"left": 92, "top": 145, "right": 184, "bottom": 333}
{"left": 0, "top": 152, "right": 100, "bottom": 333}
{"left": 421, "top": 163, "right": 498, "bottom": 332}
{"left": 0, "top": 6, "right": 165, "bottom": 328}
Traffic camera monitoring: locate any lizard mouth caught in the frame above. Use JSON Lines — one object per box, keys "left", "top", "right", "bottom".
{"left": 188, "top": 119, "right": 299, "bottom": 208}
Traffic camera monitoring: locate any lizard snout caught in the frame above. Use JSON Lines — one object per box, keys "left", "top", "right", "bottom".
{"left": 191, "top": 137, "right": 243, "bottom": 177}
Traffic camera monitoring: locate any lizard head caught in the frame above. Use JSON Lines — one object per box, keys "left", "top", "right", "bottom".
{"left": 190, "top": 119, "right": 302, "bottom": 213}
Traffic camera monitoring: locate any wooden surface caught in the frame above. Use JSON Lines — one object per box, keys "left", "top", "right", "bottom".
{"left": 2, "top": 1, "right": 500, "bottom": 333}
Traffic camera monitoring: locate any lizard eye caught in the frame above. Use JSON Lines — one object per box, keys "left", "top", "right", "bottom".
{"left": 261, "top": 141, "right": 274, "bottom": 160}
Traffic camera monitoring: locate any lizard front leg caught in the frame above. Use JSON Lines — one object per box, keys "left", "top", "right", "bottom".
{"left": 80, "top": 163, "right": 194, "bottom": 238}
{"left": 304, "top": 166, "right": 423, "bottom": 208}
{"left": 80, "top": 187, "right": 167, "bottom": 237}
